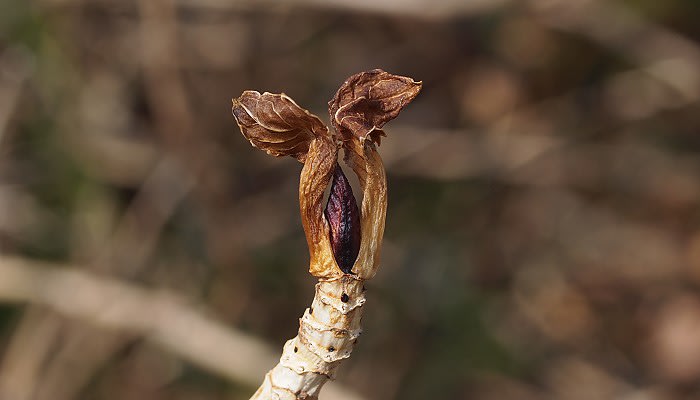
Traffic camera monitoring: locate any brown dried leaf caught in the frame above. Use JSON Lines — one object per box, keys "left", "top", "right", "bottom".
{"left": 232, "top": 70, "right": 420, "bottom": 280}
{"left": 329, "top": 70, "right": 420, "bottom": 279}
{"left": 343, "top": 141, "right": 387, "bottom": 279}
{"left": 328, "top": 69, "right": 422, "bottom": 145}
{"left": 232, "top": 91, "right": 329, "bottom": 162}
{"left": 299, "top": 135, "right": 340, "bottom": 278}
{"left": 232, "top": 90, "right": 341, "bottom": 278}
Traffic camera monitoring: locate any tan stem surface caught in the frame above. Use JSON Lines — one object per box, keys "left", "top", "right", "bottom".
{"left": 250, "top": 276, "right": 365, "bottom": 400}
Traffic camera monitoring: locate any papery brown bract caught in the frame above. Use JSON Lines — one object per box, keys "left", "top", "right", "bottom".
{"left": 329, "top": 69, "right": 422, "bottom": 146}
{"left": 232, "top": 91, "right": 329, "bottom": 162}
{"left": 340, "top": 141, "right": 387, "bottom": 279}
{"left": 232, "top": 90, "right": 341, "bottom": 278}
{"left": 232, "top": 71, "right": 421, "bottom": 279}
{"left": 328, "top": 69, "right": 421, "bottom": 279}
{"left": 298, "top": 135, "right": 340, "bottom": 278}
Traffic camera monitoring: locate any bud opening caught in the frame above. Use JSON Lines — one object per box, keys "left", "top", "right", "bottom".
{"left": 324, "top": 164, "right": 362, "bottom": 274}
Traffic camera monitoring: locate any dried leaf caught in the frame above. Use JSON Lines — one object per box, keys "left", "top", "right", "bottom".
{"left": 343, "top": 142, "right": 387, "bottom": 279}
{"left": 232, "top": 91, "right": 329, "bottom": 162}
{"left": 232, "top": 70, "right": 420, "bottom": 280}
{"left": 329, "top": 70, "right": 420, "bottom": 279}
{"left": 329, "top": 69, "right": 422, "bottom": 145}
{"left": 232, "top": 90, "right": 340, "bottom": 278}
{"left": 299, "top": 136, "right": 339, "bottom": 278}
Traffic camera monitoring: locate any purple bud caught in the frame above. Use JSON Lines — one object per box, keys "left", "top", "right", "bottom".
{"left": 324, "top": 164, "right": 361, "bottom": 274}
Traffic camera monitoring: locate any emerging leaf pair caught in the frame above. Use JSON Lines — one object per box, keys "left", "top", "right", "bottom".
{"left": 232, "top": 69, "right": 421, "bottom": 280}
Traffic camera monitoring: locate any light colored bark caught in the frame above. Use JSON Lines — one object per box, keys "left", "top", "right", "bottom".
{"left": 250, "top": 276, "right": 364, "bottom": 399}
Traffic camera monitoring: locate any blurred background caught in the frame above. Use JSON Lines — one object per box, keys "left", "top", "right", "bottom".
{"left": 1, "top": 0, "right": 700, "bottom": 399}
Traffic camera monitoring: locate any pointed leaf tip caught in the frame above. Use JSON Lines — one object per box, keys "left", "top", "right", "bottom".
{"left": 232, "top": 91, "right": 329, "bottom": 161}
{"left": 329, "top": 69, "right": 422, "bottom": 145}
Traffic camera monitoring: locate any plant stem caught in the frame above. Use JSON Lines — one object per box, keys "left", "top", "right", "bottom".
{"left": 250, "top": 276, "right": 364, "bottom": 400}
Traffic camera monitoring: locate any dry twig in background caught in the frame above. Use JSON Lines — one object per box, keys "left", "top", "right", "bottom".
{"left": 0, "top": 255, "right": 365, "bottom": 400}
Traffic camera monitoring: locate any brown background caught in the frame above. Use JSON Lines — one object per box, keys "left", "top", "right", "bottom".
{"left": 1, "top": 0, "right": 700, "bottom": 399}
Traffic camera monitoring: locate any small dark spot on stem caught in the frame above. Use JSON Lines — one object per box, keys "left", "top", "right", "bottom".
{"left": 294, "top": 346, "right": 298, "bottom": 353}
{"left": 341, "top": 293, "right": 349, "bottom": 303}
{"left": 328, "top": 346, "right": 335, "bottom": 352}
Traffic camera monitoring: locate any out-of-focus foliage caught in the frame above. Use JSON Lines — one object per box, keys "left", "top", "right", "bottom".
{"left": 1, "top": 0, "right": 700, "bottom": 399}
